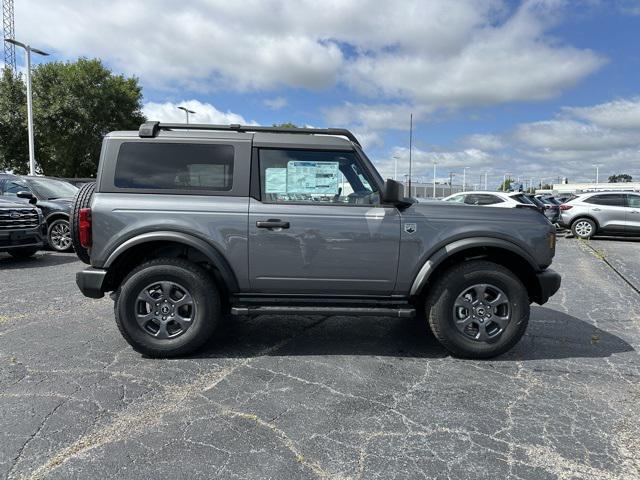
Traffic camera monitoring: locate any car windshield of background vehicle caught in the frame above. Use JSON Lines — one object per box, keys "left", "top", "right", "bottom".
{"left": 260, "top": 149, "right": 379, "bottom": 205}
{"left": 584, "top": 194, "right": 625, "bottom": 206}
{"left": 114, "top": 142, "right": 234, "bottom": 191}
{"left": 465, "top": 194, "right": 503, "bottom": 205}
{"left": 27, "top": 178, "right": 79, "bottom": 200}
{"left": 445, "top": 194, "right": 465, "bottom": 203}
{"left": 512, "top": 194, "right": 533, "bottom": 204}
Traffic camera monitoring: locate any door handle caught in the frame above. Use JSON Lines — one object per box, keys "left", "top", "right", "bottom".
{"left": 256, "top": 219, "right": 290, "bottom": 229}
{"left": 592, "top": 208, "right": 601, "bottom": 211}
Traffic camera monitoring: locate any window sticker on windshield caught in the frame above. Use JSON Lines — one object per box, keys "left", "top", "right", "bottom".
{"left": 265, "top": 168, "right": 287, "bottom": 193}
{"left": 286, "top": 161, "right": 339, "bottom": 194}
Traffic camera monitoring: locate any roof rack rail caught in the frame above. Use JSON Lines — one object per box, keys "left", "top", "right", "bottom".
{"left": 138, "top": 121, "right": 361, "bottom": 146}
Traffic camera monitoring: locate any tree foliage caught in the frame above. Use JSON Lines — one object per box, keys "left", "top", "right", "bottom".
{"left": 608, "top": 173, "right": 632, "bottom": 183}
{"left": 0, "top": 59, "right": 145, "bottom": 177}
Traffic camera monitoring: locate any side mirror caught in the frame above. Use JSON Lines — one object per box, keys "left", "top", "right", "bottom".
{"left": 16, "top": 191, "right": 37, "bottom": 204}
{"left": 381, "top": 179, "right": 411, "bottom": 207}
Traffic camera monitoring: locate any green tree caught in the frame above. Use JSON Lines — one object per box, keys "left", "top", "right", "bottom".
{"left": 497, "top": 178, "right": 512, "bottom": 192}
{"left": 0, "top": 68, "right": 29, "bottom": 174}
{"left": 0, "top": 59, "right": 145, "bottom": 177}
{"left": 608, "top": 173, "right": 632, "bottom": 183}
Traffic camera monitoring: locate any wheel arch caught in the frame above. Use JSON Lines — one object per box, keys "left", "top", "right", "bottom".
{"left": 410, "top": 237, "right": 542, "bottom": 304}
{"left": 45, "top": 211, "right": 70, "bottom": 225}
{"left": 102, "top": 231, "right": 239, "bottom": 296}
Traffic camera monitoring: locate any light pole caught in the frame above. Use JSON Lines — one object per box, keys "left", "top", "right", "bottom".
{"left": 462, "top": 167, "right": 470, "bottom": 192}
{"left": 484, "top": 171, "right": 489, "bottom": 190}
{"left": 4, "top": 38, "right": 49, "bottom": 176}
{"left": 177, "top": 106, "right": 196, "bottom": 124}
{"left": 392, "top": 154, "right": 400, "bottom": 181}
{"left": 432, "top": 161, "right": 437, "bottom": 198}
{"left": 593, "top": 164, "right": 602, "bottom": 184}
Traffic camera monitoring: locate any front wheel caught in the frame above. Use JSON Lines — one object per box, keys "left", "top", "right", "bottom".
{"left": 47, "top": 219, "right": 72, "bottom": 252}
{"left": 425, "top": 260, "right": 530, "bottom": 359}
{"left": 115, "top": 258, "right": 220, "bottom": 357}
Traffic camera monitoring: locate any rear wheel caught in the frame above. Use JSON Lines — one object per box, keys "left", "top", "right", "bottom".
{"left": 70, "top": 182, "right": 96, "bottom": 263}
{"left": 571, "top": 218, "right": 596, "bottom": 239}
{"left": 115, "top": 258, "right": 220, "bottom": 357}
{"left": 425, "top": 260, "right": 530, "bottom": 359}
{"left": 8, "top": 247, "right": 38, "bottom": 258}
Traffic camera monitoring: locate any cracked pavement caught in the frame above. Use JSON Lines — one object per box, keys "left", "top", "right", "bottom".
{"left": 0, "top": 238, "right": 639, "bottom": 479}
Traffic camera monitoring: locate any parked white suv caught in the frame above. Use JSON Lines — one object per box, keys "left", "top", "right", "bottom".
{"left": 559, "top": 191, "right": 640, "bottom": 239}
{"left": 442, "top": 191, "right": 538, "bottom": 209}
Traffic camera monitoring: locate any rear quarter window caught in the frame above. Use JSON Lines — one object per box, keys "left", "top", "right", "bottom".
{"left": 114, "top": 142, "right": 234, "bottom": 191}
{"left": 584, "top": 194, "right": 625, "bottom": 206}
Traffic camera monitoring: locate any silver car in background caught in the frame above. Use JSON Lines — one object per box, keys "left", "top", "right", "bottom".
{"left": 559, "top": 191, "right": 640, "bottom": 238}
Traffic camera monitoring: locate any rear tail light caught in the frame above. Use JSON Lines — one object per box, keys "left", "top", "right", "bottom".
{"left": 79, "top": 208, "right": 92, "bottom": 248}
{"left": 559, "top": 204, "right": 573, "bottom": 211}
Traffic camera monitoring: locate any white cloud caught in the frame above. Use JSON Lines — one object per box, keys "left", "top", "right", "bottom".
{"left": 263, "top": 97, "right": 288, "bottom": 110}
{"left": 461, "top": 134, "right": 505, "bottom": 151}
{"left": 16, "top": 0, "right": 603, "bottom": 108}
{"left": 562, "top": 97, "right": 640, "bottom": 129}
{"left": 142, "top": 100, "right": 256, "bottom": 125}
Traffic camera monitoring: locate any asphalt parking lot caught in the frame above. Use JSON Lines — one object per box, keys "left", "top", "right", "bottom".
{"left": 0, "top": 238, "right": 639, "bottom": 480}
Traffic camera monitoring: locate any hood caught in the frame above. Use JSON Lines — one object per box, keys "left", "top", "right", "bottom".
{"left": 0, "top": 198, "right": 30, "bottom": 209}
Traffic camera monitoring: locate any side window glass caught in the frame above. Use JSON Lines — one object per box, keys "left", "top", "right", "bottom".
{"left": 114, "top": 142, "right": 234, "bottom": 192}
{"left": 259, "top": 149, "right": 379, "bottom": 205}
{"left": 586, "top": 194, "right": 625, "bottom": 206}
{"left": 627, "top": 195, "right": 640, "bottom": 208}
{"left": 3, "top": 181, "right": 28, "bottom": 197}
{"left": 446, "top": 194, "right": 465, "bottom": 203}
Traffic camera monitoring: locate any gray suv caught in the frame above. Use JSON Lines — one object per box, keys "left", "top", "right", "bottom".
{"left": 559, "top": 191, "right": 640, "bottom": 239}
{"left": 74, "top": 122, "right": 560, "bottom": 359}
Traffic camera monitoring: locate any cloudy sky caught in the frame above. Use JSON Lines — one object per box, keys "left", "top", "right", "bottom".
{"left": 8, "top": 0, "right": 640, "bottom": 187}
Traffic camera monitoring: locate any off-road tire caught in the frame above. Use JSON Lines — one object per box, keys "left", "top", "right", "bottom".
{"left": 114, "top": 258, "right": 220, "bottom": 357}
{"left": 70, "top": 182, "right": 95, "bottom": 263}
{"left": 571, "top": 218, "right": 596, "bottom": 240}
{"left": 425, "top": 260, "right": 530, "bottom": 359}
{"left": 8, "top": 247, "right": 38, "bottom": 258}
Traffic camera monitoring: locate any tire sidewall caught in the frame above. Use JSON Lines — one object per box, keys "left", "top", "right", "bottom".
{"left": 116, "top": 263, "right": 218, "bottom": 355}
{"left": 429, "top": 265, "right": 529, "bottom": 357}
{"left": 47, "top": 219, "right": 72, "bottom": 252}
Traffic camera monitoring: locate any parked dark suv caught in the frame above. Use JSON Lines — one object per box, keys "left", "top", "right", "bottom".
{"left": 0, "top": 174, "right": 79, "bottom": 251}
{"left": 73, "top": 122, "right": 561, "bottom": 359}
{"left": 0, "top": 196, "right": 46, "bottom": 258}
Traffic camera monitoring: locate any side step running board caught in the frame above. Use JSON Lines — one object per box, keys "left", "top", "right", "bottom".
{"left": 230, "top": 306, "right": 415, "bottom": 318}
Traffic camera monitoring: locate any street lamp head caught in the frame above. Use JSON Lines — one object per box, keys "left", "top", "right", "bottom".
{"left": 178, "top": 106, "right": 196, "bottom": 114}
{"left": 4, "top": 38, "right": 26, "bottom": 49}
{"left": 30, "top": 47, "right": 50, "bottom": 56}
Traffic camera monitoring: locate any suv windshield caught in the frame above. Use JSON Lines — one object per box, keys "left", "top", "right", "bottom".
{"left": 26, "top": 178, "right": 78, "bottom": 200}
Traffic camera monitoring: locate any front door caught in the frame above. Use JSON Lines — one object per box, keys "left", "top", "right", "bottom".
{"left": 248, "top": 148, "right": 400, "bottom": 295}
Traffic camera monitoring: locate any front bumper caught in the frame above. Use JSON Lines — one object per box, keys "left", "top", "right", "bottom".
{"left": 534, "top": 269, "right": 561, "bottom": 305}
{"left": 0, "top": 226, "right": 46, "bottom": 252}
{"left": 76, "top": 268, "right": 107, "bottom": 299}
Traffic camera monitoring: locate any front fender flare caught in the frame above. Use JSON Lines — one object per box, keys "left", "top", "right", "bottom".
{"left": 409, "top": 236, "right": 539, "bottom": 296}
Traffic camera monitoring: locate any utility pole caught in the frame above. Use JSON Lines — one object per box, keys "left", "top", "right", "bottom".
{"left": 4, "top": 39, "right": 49, "bottom": 176}
{"left": 449, "top": 172, "right": 455, "bottom": 196}
{"left": 484, "top": 172, "right": 488, "bottom": 190}
{"left": 392, "top": 154, "right": 399, "bottom": 181}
